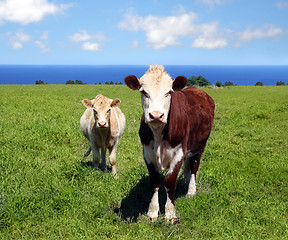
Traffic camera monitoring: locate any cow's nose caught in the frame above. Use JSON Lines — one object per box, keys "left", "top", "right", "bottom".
{"left": 98, "top": 121, "right": 107, "bottom": 127}
{"left": 149, "top": 111, "right": 164, "bottom": 123}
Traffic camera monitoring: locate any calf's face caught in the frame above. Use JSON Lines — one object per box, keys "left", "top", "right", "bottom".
{"left": 82, "top": 95, "right": 120, "bottom": 128}
{"left": 125, "top": 65, "right": 187, "bottom": 128}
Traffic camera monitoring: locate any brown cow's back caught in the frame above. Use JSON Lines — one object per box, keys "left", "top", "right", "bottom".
{"left": 161, "top": 87, "right": 214, "bottom": 154}
{"left": 182, "top": 87, "right": 215, "bottom": 154}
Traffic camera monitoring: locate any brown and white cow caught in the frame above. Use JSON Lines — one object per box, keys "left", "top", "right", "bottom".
{"left": 80, "top": 94, "right": 125, "bottom": 178}
{"left": 125, "top": 65, "right": 214, "bottom": 222}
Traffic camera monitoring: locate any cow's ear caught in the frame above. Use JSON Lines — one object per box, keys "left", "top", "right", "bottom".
{"left": 82, "top": 99, "right": 92, "bottom": 108}
{"left": 172, "top": 76, "right": 187, "bottom": 91}
{"left": 125, "top": 75, "right": 140, "bottom": 90}
{"left": 111, "top": 98, "right": 121, "bottom": 107}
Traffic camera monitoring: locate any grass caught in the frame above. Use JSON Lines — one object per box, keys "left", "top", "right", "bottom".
{"left": 0, "top": 85, "right": 287, "bottom": 239}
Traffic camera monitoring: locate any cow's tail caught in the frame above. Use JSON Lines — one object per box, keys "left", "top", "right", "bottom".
{"left": 84, "top": 146, "right": 92, "bottom": 157}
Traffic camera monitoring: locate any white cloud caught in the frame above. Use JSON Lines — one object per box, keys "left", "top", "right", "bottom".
{"left": 81, "top": 42, "right": 100, "bottom": 51}
{"left": 35, "top": 40, "right": 46, "bottom": 49}
{"left": 35, "top": 40, "right": 50, "bottom": 53}
{"left": 7, "top": 31, "right": 31, "bottom": 49}
{"left": 70, "top": 30, "right": 93, "bottom": 42}
{"left": 34, "top": 32, "right": 50, "bottom": 53}
{"left": 192, "top": 37, "right": 227, "bottom": 49}
{"left": 41, "top": 32, "right": 49, "bottom": 40}
{"left": 70, "top": 30, "right": 107, "bottom": 43}
{"left": 238, "top": 24, "right": 284, "bottom": 42}
{"left": 70, "top": 30, "right": 106, "bottom": 51}
{"left": 0, "top": 0, "right": 71, "bottom": 25}
{"left": 276, "top": 1, "right": 288, "bottom": 9}
{"left": 119, "top": 12, "right": 227, "bottom": 49}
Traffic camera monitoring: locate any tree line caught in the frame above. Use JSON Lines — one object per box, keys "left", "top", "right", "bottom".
{"left": 35, "top": 78, "right": 287, "bottom": 86}
{"left": 35, "top": 80, "right": 123, "bottom": 85}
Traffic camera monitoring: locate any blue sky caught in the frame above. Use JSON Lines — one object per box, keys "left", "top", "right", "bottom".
{"left": 0, "top": 0, "right": 288, "bottom": 65}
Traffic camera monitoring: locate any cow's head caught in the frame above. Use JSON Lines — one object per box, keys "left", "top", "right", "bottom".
{"left": 82, "top": 94, "right": 120, "bottom": 128}
{"left": 125, "top": 65, "right": 187, "bottom": 128}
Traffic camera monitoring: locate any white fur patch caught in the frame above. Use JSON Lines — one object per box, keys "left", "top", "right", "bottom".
{"left": 187, "top": 174, "right": 197, "bottom": 196}
{"left": 143, "top": 139, "right": 183, "bottom": 172}
{"left": 165, "top": 192, "right": 176, "bottom": 220}
{"left": 147, "top": 188, "right": 160, "bottom": 219}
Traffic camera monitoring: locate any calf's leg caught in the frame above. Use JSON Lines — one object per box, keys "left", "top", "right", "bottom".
{"left": 100, "top": 148, "right": 107, "bottom": 171}
{"left": 109, "top": 143, "right": 118, "bottom": 178}
{"left": 91, "top": 143, "right": 100, "bottom": 169}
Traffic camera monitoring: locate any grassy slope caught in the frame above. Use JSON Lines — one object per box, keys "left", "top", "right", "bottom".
{"left": 0, "top": 85, "right": 287, "bottom": 239}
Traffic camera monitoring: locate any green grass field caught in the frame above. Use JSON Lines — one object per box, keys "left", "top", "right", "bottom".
{"left": 1, "top": 85, "right": 287, "bottom": 239}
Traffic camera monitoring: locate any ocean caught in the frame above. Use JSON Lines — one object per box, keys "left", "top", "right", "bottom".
{"left": 0, "top": 65, "right": 287, "bottom": 86}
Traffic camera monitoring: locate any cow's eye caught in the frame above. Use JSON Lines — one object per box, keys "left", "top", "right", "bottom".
{"left": 141, "top": 90, "right": 149, "bottom": 98}
{"left": 165, "top": 90, "right": 174, "bottom": 97}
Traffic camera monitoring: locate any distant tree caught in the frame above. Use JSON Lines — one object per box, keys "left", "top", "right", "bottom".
{"left": 35, "top": 80, "right": 45, "bottom": 85}
{"left": 255, "top": 81, "right": 263, "bottom": 86}
{"left": 118, "top": 82, "right": 123, "bottom": 85}
{"left": 109, "top": 81, "right": 114, "bottom": 85}
{"left": 224, "top": 81, "right": 236, "bottom": 86}
{"left": 187, "top": 76, "right": 198, "bottom": 86}
{"left": 105, "top": 81, "right": 109, "bottom": 85}
{"left": 215, "top": 81, "right": 223, "bottom": 87}
{"left": 276, "top": 81, "right": 285, "bottom": 86}
{"left": 187, "top": 75, "right": 211, "bottom": 86}
{"left": 66, "top": 80, "right": 75, "bottom": 84}
{"left": 75, "top": 80, "right": 83, "bottom": 84}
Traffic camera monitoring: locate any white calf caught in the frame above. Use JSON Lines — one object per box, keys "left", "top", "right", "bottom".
{"left": 80, "top": 94, "right": 125, "bottom": 178}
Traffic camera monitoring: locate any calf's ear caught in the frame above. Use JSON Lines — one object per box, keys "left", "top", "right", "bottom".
{"left": 173, "top": 76, "right": 187, "bottom": 91}
{"left": 82, "top": 99, "right": 93, "bottom": 108}
{"left": 111, "top": 98, "right": 121, "bottom": 107}
{"left": 125, "top": 75, "right": 140, "bottom": 90}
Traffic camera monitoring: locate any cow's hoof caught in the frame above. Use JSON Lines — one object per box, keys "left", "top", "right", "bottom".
{"left": 147, "top": 212, "right": 158, "bottom": 221}
{"left": 112, "top": 167, "right": 118, "bottom": 178}
{"left": 165, "top": 217, "right": 178, "bottom": 224}
{"left": 150, "top": 217, "right": 158, "bottom": 222}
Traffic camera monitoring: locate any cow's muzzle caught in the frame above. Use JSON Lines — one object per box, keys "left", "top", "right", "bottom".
{"left": 148, "top": 111, "right": 165, "bottom": 123}
{"left": 97, "top": 121, "right": 108, "bottom": 128}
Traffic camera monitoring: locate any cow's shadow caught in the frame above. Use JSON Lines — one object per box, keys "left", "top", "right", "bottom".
{"left": 81, "top": 160, "right": 113, "bottom": 172}
{"left": 114, "top": 174, "right": 188, "bottom": 222}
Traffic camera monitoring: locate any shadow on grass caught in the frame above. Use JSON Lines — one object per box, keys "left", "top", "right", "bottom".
{"left": 81, "top": 160, "right": 112, "bottom": 173}
{"left": 114, "top": 175, "right": 188, "bottom": 222}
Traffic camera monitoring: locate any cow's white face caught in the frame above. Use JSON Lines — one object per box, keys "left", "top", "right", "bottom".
{"left": 139, "top": 69, "right": 173, "bottom": 126}
{"left": 82, "top": 94, "right": 120, "bottom": 128}
{"left": 125, "top": 65, "right": 187, "bottom": 129}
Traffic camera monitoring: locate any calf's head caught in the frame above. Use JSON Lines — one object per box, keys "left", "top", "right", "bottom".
{"left": 82, "top": 94, "right": 120, "bottom": 128}
{"left": 125, "top": 65, "right": 187, "bottom": 128}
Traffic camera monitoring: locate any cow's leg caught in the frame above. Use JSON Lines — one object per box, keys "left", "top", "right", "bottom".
{"left": 108, "top": 142, "right": 118, "bottom": 178}
{"left": 91, "top": 142, "right": 100, "bottom": 169}
{"left": 145, "top": 162, "right": 160, "bottom": 220}
{"left": 164, "top": 158, "right": 183, "bottom": 222}
{"left": 100, "top": 148, "right": 107, "bottom": 171}
{"left": 187, "top": 151, "right": 203, "bottom": 196}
